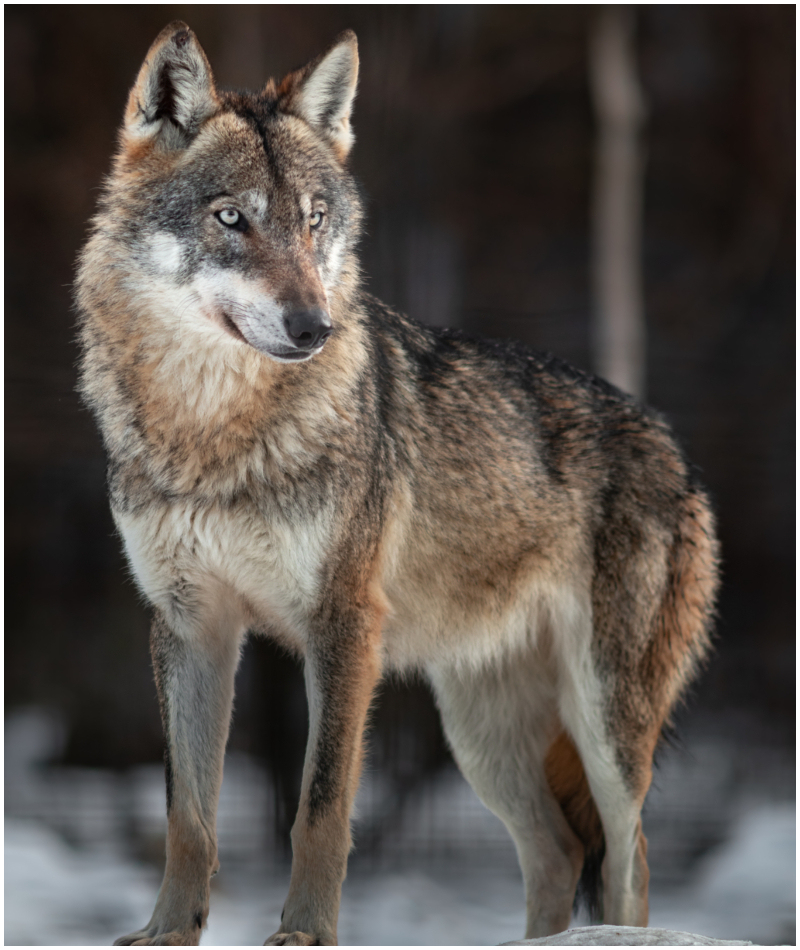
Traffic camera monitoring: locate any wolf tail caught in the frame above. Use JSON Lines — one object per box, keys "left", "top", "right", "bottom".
{"left": 545, "top": 731, "right": 605, "bottom": 920}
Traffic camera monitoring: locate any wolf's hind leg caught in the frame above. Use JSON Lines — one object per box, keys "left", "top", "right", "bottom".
{"left": 430, "top": 657, "right": 584, "bottom": 940}
{"left": 556, "top": 599, "right": 656, "bottom": 927}
{"left": 114, "top": 608, "right": 244, "bottom": 947}
{"left": 558, "top": 692, "right": 652, "bottom": 927}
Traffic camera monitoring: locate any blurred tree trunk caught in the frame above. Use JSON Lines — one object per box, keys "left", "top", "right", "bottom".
{"left": 590, "top": 5, "right": 646, "bottom": 399}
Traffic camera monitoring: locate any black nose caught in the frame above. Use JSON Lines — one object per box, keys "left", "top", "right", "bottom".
{"left": 283, "top": 308, "right": 332, "bottom": 350}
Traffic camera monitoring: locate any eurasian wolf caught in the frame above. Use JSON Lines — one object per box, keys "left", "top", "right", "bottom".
{"left": 76, "top": 22, "right": 719, "bottom": 946}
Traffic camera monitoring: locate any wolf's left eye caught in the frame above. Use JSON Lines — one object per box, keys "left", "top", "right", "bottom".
{"left": 309, "top": 211, "right": 325, "bottom": 230}
{"left": 216, "top": 208, "right": 247, "bottom": 231}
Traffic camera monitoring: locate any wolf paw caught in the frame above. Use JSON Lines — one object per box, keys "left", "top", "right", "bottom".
{"left": 264, "top": 932, "right": 332, "bottom": 946}
{"left": 113, "top": 929, "right": 199, "bottom": 946}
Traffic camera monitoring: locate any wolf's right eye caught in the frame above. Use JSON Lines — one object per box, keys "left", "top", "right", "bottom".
{"left": 216, "top": 208, "right": 247, "bottom": 231}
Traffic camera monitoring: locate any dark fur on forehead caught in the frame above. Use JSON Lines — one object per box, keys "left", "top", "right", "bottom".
{"left": 218, "top": 79, "right": 349, "bottom": 162}
{"left": 221, "top": 86, "right": 281, "bottom": 126}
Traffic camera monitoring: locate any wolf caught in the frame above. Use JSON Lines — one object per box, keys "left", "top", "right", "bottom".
{"left": 76, "top": 22, "right": 719, "bottom": 947}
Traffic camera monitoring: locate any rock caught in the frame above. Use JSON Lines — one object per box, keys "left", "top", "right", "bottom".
{"left": 502, "top": 924, "right": 754, "bottom": 945}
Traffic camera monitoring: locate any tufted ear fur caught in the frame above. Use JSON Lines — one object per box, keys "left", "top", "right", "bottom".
{"left": 280, "top": 31, "right": 359, "bottom": 160}
{"left": 123, "top": 21, "right": 219, "bottom": 150}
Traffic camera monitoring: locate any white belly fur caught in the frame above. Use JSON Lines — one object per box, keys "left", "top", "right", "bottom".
{"left": 115, "top": 501, "right": 591, "bottom": 678}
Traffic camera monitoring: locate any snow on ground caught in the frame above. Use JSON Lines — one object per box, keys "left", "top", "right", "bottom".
{"left": 647, "top": 801, "right": 795, "bottom": 946}
{"left": 4, "top": 708, "right": 795, "bottom": 946}
{"left": 5, "top": 818, "right": 159, "bottom": 946}
{"left": 5, "top": 801, "right": 794, "bottom": 946}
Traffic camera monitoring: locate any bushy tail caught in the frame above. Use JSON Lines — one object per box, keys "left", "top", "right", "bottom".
{"left": 544, "top": 490, "right": 719, "bottom": 923}
{"left": 545, "top": 731, "right": 605, "bottom": 921}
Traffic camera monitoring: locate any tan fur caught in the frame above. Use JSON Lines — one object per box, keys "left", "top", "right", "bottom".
{"left": 76, "top": 22, "right": 720, "bottom": 947}
{"left": 545, "top": 732, "right": 604, "bottom": 857}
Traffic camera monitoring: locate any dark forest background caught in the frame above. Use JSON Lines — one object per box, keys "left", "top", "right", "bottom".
{"left": 6, "top": 6, "right": 794, "bottom": 848}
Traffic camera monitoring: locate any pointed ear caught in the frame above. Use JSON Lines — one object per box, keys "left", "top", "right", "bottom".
{"left": 281, "top": 31, "right": 359, "bottom": 160}
{"left": 123, "top": 22, "right": 219, "bottom": 150}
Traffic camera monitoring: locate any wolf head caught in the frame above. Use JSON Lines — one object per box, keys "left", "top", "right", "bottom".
{"left": 87, "top": 22, "right": 363, "bottom": 364}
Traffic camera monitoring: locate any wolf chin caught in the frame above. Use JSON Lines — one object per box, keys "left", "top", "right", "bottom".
{"left": 76, "top": 22, "right": 720, "bottom": 947}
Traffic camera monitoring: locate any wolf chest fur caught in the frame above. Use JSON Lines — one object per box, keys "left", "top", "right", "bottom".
{"left": 76, "top": 21, "right": 719, "bottom": 947}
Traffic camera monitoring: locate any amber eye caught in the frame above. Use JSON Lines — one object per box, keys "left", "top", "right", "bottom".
{"left": 309, "top": 211, "right": 324, "bottom": 230}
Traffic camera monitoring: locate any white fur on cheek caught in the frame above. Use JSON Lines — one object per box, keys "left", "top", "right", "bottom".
{"left": 147, "top": 232, "right": 185, "bottom": 274}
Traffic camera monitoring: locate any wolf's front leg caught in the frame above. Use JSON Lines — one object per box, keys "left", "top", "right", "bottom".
{"left": 265, "top": 604, "right": 382, "bottom": 947}
{"left": 115, "top": 609, "right": 244, "bottom": 947}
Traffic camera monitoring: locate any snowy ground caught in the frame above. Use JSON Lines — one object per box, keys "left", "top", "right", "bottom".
{"left": 5, "top": 708, "right": 795, "bottom": 946}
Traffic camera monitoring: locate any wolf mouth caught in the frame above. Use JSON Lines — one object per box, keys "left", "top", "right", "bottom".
{"left": 221, "top": 311, "right": 248, "bottom": 344}
{"left": 221, "top": 311, "right": 318, "bottom": 361}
